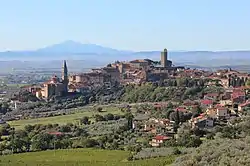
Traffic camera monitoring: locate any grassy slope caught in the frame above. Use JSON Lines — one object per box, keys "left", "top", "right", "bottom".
{"left": 6, "top": 84, "right": 30, "bottom": 87}
{"left": 9, "top": 107, "right": 123, "bottom": 129}
{"left": 0, "top": 149, "right": 175, "bottom": 166}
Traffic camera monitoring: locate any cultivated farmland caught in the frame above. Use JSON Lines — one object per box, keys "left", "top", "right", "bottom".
{"left": 0, "top": 149, "right": 175, "bottom": 166}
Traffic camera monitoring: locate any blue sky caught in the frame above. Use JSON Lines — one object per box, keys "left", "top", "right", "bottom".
{"left": 0, "top": 0, "right": 250, "bottom": 51}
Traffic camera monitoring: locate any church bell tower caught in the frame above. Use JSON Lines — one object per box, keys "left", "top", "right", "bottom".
{"left": 62, "top": 60, "right": 68, "bottom": 80}
{"left": 62, "top": 60, "right": 68, "bottom": 92}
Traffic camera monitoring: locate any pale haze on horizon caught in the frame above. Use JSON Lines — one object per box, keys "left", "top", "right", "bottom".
{"left": 0, "top": 0, "right": 250, "bottom": 52}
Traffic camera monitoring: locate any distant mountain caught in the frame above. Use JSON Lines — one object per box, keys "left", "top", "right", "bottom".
{"left": 36, "top": 40, "right": 131, "bottom": 54}
{"left": 0, "top": 41, "right": 250, "bottom": 67}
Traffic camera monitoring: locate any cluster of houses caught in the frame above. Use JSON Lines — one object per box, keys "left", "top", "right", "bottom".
{"left": 132, "top": 83, "right": 250, "bottom": 147}
{"left": 132, "top": 114, "right": 175, "bottom": 147}
{"left": 189, "top": 87, "right": 250, "bottom": 131}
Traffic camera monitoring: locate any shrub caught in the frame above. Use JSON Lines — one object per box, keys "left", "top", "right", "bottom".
{"left": 172, "top": 147, "right": 181, "bottom": 155}
{"left": 80, "top": 116, "right": 90, "bottom": 125}
{"left": 95, "top": 114, "right": 105, "bottom": 122}
{"left": 174, "top": 138, "right": 250, "bottom": 166}
{"left": 97, "top": 107, "right": 103, "bottom": 112}
{"left": 104, "top": 113, "right": 114, "bottom": 121}
{"left": 134, "top": 148, "right": 174, "bottom": 159}
{"left": 2, "top": 149, "right": 12, "bottom": 155}
{"left": 127, "top": 153, "right": 134, "bottom": 161}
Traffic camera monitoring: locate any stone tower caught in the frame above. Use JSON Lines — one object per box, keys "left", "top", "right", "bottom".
{"left": 161, "top": 48, "right": 168, "bottom": 67}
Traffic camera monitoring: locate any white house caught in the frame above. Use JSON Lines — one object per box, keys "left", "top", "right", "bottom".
{"left": 216, "top": 107, "right": 230, "bottom": 119}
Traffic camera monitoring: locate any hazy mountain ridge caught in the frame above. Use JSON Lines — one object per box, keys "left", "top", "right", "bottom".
{"left": 36, "top": 40, "right": 131, "bottom": 54}
{"left": 0, "top": 41, "right": 250, "bottom": 66}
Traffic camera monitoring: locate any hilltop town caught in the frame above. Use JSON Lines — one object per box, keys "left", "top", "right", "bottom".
{"left": 22, "top": 48, "right": 183, "bottom": 99}
{"left": 2, "top": 1, "right": 250, "bottom": 165}
{"left": 1, "top": 48, "right": 250, "bottom": 165}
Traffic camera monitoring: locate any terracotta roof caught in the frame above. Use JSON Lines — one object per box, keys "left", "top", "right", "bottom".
{"left": 193, "top": 116, "right": 205, "bottom": 121}
{"left": 47, "top": 132, "right": 63, "bottom": 135}
{"left": 233, "top": 88, "right": 245, "bottom": 92}
{"left": 154, "top": 135, "right": 170, "bottom": 141}
{"left": 232, "top": 91, "right": 245, "bottom": 99}
{"left": 154, "top": 104, "right": 164, "bottom": 108}
{"left": 239, "top": 101, "right": 250, "bottom": 107}
{"left": 200, "top": 113, "right": 206, "bottom": 116}
{"left": 235, "top": 86, "right": 250, "bottom": 90}
{"left": 176, "top": 107, "right": 188, "bottom": 112}
{"left": 208, "top": 76, "right": 219, "bottom": 79}
{"left": 201, "top": 99, "right": 213, "bottom": 105}
{"left": 215, "top": 104, "right": 223, "bottom": 107}
{"left": 130, "top": 59, "right": 148, "bottom": 63}
{"left": 183, "top": 102, "right": 197, "bottom": 106}
{"left": 184, "top": 70, "right": 195, "bottom": 73}
{"left": 217, "top": 107, "right": 226, "bottom": 111}
{"left": 193, "top": 113, "right": 208, "bottom": 121}
{"left": 183, "top": 100, "right": 197, "bottom": 106}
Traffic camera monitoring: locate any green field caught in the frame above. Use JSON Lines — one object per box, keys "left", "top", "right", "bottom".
{"left": 9, "top": 106, "right": 123, "bottom": 129}
{"left": 6, "top": 84, "right": 30, "bottom": 87}
{"left": 0, "top": 149, "right": 175, "bottom": 166}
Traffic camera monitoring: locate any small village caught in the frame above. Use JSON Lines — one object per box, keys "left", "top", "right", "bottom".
{"left": 0, "top": 49, "right": 250, "bottom": 151}
{"left": 1, "top": 1, "right": 250, "bottom": 165}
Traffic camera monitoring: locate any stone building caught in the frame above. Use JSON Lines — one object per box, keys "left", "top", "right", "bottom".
{"left": 69, "top": 66, "right": 120, "bottom": 90}
{"left": 36, "top": 60, "right": 69, "bottom": 99}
